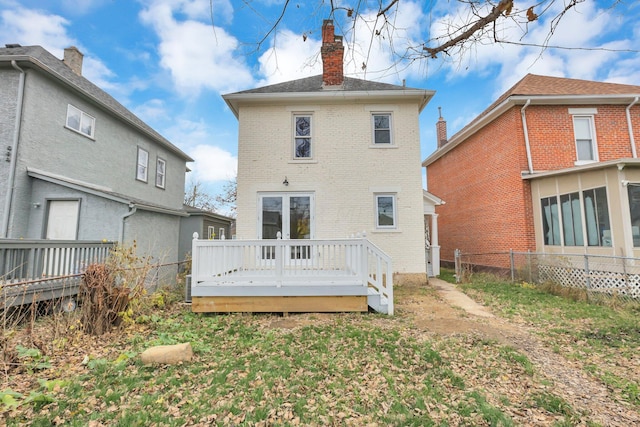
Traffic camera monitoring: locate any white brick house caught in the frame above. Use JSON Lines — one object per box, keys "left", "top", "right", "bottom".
{"left": 222, "top": 20, "right": 434, "bottom": 274}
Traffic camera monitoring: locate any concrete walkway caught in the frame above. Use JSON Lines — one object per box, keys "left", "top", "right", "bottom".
{"left": 429, "top": 277, "right": 495, "bottom": 318}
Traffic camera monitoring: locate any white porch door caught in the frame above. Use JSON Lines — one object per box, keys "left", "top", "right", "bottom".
{"left": 44, "top": 200, "right": 79, "bottom": 276}
{"left": 46, "top": 200, "right": 79, "bottom": 240}
{"left": 259, "top": 193, "right": 314, "bottom": 260}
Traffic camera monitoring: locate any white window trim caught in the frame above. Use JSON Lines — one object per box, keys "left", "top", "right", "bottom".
{"left": 208, "top": 226, "right": 216, "bottom": 239}
{"left": 292, "top": 113, "right": 313, "bottom": 160}
{"left": 136, "top": 147, "right": 149, "bottom": 182}
{"left": 156, "top": 157, "right": 166, "bottom": 189}
{"left": 65, "top": 104, "right": 96, "bottom": 139}
{"left": 375, "top": 193, "right": 397, "bottom": 230}
{"left": 571, "top": 113, "right": 599, "bottom": 165}
{"left": 371, "top": 112, "right": 393, "bottom": 147}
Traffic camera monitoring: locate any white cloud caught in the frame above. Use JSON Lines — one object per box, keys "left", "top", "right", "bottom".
{"left": 0, "top": 7, "right": 73, "bottom": 56}
{"left": 0, "top": 5, "right": 125, "bottom": 96}
{"left": 189, "top": 145, "right": 237, "bottom": 183}
{"left": 139, "top": 0, "right": 252, "bottom": 95}
{"left": 256, "top": 29, "right": 321, "bottom": 85}
{"left": 133, "top": 99, "right": 171, "bottom": 123}
{"left": 151, "top": 115, "right": 237, "bottom": 183}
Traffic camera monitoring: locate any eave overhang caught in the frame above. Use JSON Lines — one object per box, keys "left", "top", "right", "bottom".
{"left": 223, "top": 89, "right": 435, "bottom": 119}
{"left": 520, "top": 158, "right": 640, "bottom": 180}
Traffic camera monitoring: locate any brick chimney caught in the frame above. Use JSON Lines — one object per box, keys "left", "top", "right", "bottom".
{"left": 321, "top": 20, "right": 344, "bottom": 87}
{"left": 63, "top": 46, "right": 84, "bottom": 76}
{"left": 436, "top": 107, "right": 448, "bottom": 148}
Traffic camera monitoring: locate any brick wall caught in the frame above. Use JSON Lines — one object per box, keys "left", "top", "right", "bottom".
{"left": 426, "top": 103, "right": 640, "bottom": 266}
{"left": 526, "top": 104, "right": 640, "bottom": 169}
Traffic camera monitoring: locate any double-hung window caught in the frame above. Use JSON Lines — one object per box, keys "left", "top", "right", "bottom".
{"left": 156, "top": 157, "right": 166, "bottom": 189}
{"left": 66, "top": 104, "right": 95, "bottom": 138}
{"left": 293, "top": 114, "right": 312, "bottom": 159}
{"left": 376, "top": 194, "right": 396, "bottom": 229}
{"left": 571, "top": 113, "right": 597, "bottom": 163}
{"left": 372, "top": 113, "right": 392, "bottom": 145}
{"left": 136, "top": 147, "right": 148, "bottom": 182}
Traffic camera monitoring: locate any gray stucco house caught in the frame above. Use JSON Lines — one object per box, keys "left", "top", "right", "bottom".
{"left": 0, "top": 44, "right": 193, "bottom": 264}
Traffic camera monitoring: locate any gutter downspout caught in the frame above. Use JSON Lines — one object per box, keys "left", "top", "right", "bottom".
{"left": 626, "top": 96, "right": 639, "bottom": 158}
{"left": 2, "top": 61, "right": 26, "bottom": 238}
{"left": 120, "top": 204, "right": 137, "bottom": 243}
{"left": 521, "top": 99, "right": 534, "bottom": 174}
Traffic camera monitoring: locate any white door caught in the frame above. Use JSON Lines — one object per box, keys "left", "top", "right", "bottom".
{"left": 44, "top": 200, "right": 79, "bottom": 276}
{"left": 259, "top": 193, "right": 314, "bottom": 260}
{"left": 46, "top": 200, "right": 79, "bottom": 239}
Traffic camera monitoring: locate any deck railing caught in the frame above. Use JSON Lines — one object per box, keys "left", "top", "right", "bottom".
{"left": 191, "top": 234, "right": 393, "bottom": 314}
{"left": 0, "top": 239, "right": 114, "bottom": 283}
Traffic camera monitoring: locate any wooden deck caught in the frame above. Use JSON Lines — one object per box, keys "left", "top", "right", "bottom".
{"left": 189, "top": 235, "right": 394, "bottom": 314}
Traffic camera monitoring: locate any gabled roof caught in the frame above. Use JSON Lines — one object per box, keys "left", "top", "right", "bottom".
{"left": 223, "top": 75, "right": 435, "bottom": 118}
{"left": 232, "top": 75, "right": 418, "bottom": 94}
{"left": 0, "top": 45, "right": 193, "bottom": 162}
{"left": 423, "top": 74, "right": 640, "bottom": 166}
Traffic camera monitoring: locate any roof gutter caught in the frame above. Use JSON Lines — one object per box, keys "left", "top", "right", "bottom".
{"left": 521, "top": 99, "right": 534, "bottom": 174}
{"left": 2, "top": 61, "right": 25, "bottom": 238}
{"left": 626, "top": 96, "right": 639, "bottom": 158}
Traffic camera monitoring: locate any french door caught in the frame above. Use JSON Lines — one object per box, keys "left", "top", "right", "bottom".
{"left": 259, "top": 193, "right": 314, "bottom": 260}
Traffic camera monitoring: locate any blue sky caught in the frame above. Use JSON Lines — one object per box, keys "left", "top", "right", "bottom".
{"left": 1, "top": 0, "right": 639, "bottom": 202}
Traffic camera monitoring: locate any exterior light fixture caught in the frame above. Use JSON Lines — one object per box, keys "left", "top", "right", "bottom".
{"left": 283, "top": 177, "right": 289, "bottom": 186}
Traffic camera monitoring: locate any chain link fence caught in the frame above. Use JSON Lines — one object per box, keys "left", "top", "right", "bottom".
{"left": 455, "top": 249, "right": 640, "bottom": 302}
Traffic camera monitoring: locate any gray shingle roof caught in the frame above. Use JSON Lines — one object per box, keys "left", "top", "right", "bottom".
{"left": 0, "top": 45, "right": 193, "bottom": 162}
{"left": 229, "top": 75, "right": 420, "bottom": 95}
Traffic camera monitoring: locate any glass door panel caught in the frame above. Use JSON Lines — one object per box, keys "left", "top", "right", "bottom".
{"left": 259, "top": 193, "right": 314, "bottom": 261}
{"left": 289, "top": 196, "right": 311, "bottom": 259}
{"left": 261, "top": 196, "right": 282, "bottom": 259}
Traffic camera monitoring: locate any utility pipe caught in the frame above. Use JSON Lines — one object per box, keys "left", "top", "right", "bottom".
{"left": 520, "top": 99, "right": 534, "bottom": 174}
{"left": 626, "top": 96, "right": 639, "bottom": 158}
{"left": 2, "top": 61, "right": 26, "bottom": 238}
{"left": 120, "top": 204, "right": 137, "bottom": 243}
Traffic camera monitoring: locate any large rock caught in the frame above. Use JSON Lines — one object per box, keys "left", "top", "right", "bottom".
{"left": 140, "top": 343, "right": 193, "bottom": 365}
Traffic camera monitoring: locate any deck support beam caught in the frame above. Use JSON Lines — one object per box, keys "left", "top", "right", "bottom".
{"left": 192, "top": 295, "right": 368, "bottom": 313}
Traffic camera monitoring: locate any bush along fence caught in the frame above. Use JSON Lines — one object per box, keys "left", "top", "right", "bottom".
{"left": 454, "top": 249, "right": 640, "bottom": 302}
{"left": 1, "top": 238, "right": 189, "bottom": 313}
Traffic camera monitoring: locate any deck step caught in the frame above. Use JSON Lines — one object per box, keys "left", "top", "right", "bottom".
{"left": 367, "top": 288, "right": 389, "bottom": 314}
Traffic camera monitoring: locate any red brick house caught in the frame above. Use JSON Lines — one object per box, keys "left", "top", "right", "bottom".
{"left": 423, "top": 74, "right": 640, "bottom": 268}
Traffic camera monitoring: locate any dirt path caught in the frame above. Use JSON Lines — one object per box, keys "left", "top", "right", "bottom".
{"left": 406, "top": 278, "right": 640, "bottom": 426}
